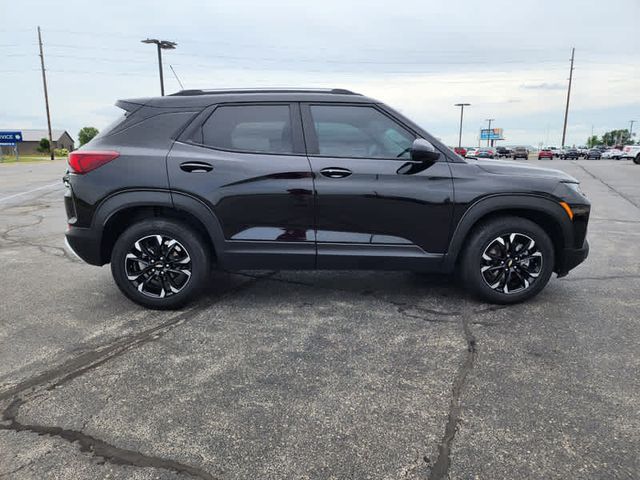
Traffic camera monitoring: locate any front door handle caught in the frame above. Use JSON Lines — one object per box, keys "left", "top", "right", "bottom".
{"left": 320, "top": 167, "right": 352, "bottom": 179}
{"left": 180, "top": 161, "right": 213, "bottom": 173}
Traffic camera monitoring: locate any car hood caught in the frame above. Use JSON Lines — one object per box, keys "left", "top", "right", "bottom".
{"left": 471, "top": 159, "right": 578, "bottom": 182}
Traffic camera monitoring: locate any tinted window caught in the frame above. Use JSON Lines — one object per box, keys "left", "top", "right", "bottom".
{"left": 201, "top": 105, "right": 293, "bottom": 154}
{"left": 309, "top": 105, "right": 414, "bottom": 158}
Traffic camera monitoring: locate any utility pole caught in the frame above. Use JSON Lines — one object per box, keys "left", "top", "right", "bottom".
{"left": 37, "top": 26, "right": 54, "bottom": 161}
{"left": 485, "top": 118, "right": 494, "bottom": 147}
{"left": 141, "top": 39, "right": 177, "bottom": 96}
{"left": 630, "top": 120, "right": 636, "bottom": 142}
{"left": 561, "top": 47, "right": 575, "bottom": 149}
{"left": 454, "top": 103, "right": 470, "bottom": 148}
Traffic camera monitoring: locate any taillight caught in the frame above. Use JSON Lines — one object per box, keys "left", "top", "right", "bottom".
{"left": 68, "top": 151, "right": 119, "bottom": 174}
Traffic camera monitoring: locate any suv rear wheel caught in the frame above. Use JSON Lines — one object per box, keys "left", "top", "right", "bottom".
{"left": 460, "top": 216, "right": 555, "bottom": 304}
{"left": 110, "top": 219, "right": 210, "bottom": 309}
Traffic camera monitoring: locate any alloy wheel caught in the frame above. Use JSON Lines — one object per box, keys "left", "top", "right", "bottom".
{"left": 124, "top": 234, "right": 192, "bottom": 298}
{"left": 480, "top": 233, "right": 543, "bottom": 294}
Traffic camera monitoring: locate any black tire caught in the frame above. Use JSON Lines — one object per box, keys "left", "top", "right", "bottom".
{"left": 635, "top": 154, "right": 640, "bottom": 165}
{"left": 110, "top": 219, "right": 210, "bottom": 309}
{"left": 459, "top": 216, "right": 555, "bottom": 304}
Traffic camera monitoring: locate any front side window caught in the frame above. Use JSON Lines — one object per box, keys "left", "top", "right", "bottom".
{"left": 309, "top": 105, "right": 415, "bottom": 159}
{"left": 201, "top": 105, "right": 293, "bottom": 154}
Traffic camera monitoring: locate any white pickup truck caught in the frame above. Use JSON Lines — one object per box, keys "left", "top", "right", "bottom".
{"left": 622, "top": 145, "right": 640, "bottom": 164}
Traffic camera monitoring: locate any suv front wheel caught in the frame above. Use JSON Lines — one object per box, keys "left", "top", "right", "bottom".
{"left": 110, "top": 219, "right": 210, "bottom": 309}
{"left": 460, "top": 216, "right": 555, "bottom": 304}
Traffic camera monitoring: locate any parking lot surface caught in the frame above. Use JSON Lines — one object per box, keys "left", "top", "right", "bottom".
{"left": 1, "top": 158, "right": 639, "bottom": 479}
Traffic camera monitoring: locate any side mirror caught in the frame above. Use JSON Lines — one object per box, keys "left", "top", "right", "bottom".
{"left": 411, "top": 138, "right": 440, "bottom": 163}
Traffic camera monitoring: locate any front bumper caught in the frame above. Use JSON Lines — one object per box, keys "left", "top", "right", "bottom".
{"left": 556, "top": 239, "right": 589, "bottom": 277}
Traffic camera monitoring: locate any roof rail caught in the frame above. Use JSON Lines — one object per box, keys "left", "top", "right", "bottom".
{"left": 169, "top": 88, "right": 359, "bottom": 97}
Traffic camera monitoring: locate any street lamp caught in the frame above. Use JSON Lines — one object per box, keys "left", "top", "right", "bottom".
{"left": 141, "top": 38, "right": 177, "bottom": 96}
{"left": 485, "top": 118, "right": 495, "bottom": 147}
{"left": 454, "top": 103, "right": 471, "bottom": 149}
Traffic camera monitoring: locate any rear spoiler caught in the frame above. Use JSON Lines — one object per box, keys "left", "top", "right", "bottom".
{"left": 116, "top": 98, "right": 149, "bottom": 112}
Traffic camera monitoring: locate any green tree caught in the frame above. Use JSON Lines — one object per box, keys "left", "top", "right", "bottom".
{"left": 601, "top": 129, "right": 631, "bottom": 146}
{"left": 37, "top": 137, "right": 50, "bottom": 153}
{"left": 586, "top": 135, "right": 601, "bottom": 148}
{"left": 78, "top": 127, "right": 99, "bottom": 146}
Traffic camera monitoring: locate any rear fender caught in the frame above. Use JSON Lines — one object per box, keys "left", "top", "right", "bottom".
{"left": 92, "top": 189, "right": 226, "bottom": 260}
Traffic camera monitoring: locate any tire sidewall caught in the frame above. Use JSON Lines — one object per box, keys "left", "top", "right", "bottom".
{"left": 462, "top": 217, "right": 555, "bottom": 304}
{"left": 111, "top": 219, "right": 209, "bottom": 309}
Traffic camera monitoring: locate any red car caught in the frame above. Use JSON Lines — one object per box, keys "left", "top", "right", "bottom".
{"left": 538, "top": 149, "right": 553, "bottom": 160}
{"left": 454, "top": 147, "right": 467, "bottom": 157}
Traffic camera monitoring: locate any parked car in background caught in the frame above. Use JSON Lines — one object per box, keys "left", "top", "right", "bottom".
{"left": 453, "top": 146, "right": 467, "bottom": 157}
{"left": 601, "top": 148, "right": 624, "bottom": 160}
{"left": 585, "top": 148, "right": 602, "bottom": 159}
{"left": 577, "top": 146, "right": 589, "bottom": 158}
{"left": 496, "top": 146, "right": 512, "bottom": 158}
{"left": 465, "top": 148, "right": 478, "bottom": 158}
{"left": 622, "top": 145, "right": 640, "bottom": 164}
{"left": 546, "top": 146, "right": 561, "bottom": 158}
{"left": 538, "top": 149, "right": 554, "bottom": 160}
{"left": 512, "top": 146, "right": 529, "bottom": 160}
{"left": 561, "top": 148, "right": 580, "bottom": 160}
{"left": 474, "top": 147, "right": 496, "bottom": 159}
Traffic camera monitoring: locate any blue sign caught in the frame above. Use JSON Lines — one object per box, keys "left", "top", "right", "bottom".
{"left": 0, "top": 131, "right": 23, "bottom": 146}
{"left": 480, "top": 128, "right": 503, "bottom": 140}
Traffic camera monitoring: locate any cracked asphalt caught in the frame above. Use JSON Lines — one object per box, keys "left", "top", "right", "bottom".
{"left": 0, "top": 158, "right": 639, "bottom": 479}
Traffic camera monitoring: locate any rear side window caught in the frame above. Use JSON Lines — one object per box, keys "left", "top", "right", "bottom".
{"left": 201, "top": 105, "right": 294, "bottom": 154}
{"left": 309, "top": 105, "right": 415, "bottom": 158}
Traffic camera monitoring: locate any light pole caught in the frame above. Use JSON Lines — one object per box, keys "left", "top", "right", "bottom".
{"left": 141, "top": 39, "right": 177, "bottom": 96}
{"left": 485, "top": 118, "right": 494, "bottom": 147}
{"left": 630, "top": 120, "right": 636, "bottom": 142}
{"left": 454, "top": 103, "right": 470, "bottom": 148}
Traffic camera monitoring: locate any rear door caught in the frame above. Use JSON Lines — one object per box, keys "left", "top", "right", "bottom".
{"left": 301, "top": 103, "right": 454, "bottom": 269}
{"left": 167, "top": 102, "right": 315, "bottom": 269}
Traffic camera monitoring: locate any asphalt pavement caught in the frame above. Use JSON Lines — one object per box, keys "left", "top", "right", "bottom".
{"left": 0, "top": 158, "right": 638, "bottom": 479}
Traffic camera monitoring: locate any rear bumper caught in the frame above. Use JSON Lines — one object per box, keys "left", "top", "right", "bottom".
{"left": 556, "top": 239, "right": 589, "bottom": 277}
{"left": 65, "top": 226, "right": 104, "bottom": 266}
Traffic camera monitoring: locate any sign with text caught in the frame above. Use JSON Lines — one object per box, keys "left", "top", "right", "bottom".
{"left": 0, "top": 131, "right": 23, "bottom": 146}
{"left": 480, "top": 128, "right": 504, "bottom": 140}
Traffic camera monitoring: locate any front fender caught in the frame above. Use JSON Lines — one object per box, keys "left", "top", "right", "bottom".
{"left": 442, "top": 194, "right": 573, "bottom": 271}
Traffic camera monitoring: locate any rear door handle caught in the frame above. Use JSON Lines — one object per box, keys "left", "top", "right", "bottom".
{"left": 180, "top": 161, "right": 213, "bottom": 173}
{"left": 320, "top": 167, "right": 352, "bottom": 179}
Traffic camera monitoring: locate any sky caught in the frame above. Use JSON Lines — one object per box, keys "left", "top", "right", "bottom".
{"left": 1, "top": 0, "right": 639, "bottom": 148}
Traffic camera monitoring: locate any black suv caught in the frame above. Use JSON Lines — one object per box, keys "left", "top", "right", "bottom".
{"left": 495, "top": 146, "right": 511, "bottom": 158}
{"left": 561, "top": 149, "right": 580, "bottom": 160}
{"left": 64, "top": 88, "right": 590, "bottom": 309}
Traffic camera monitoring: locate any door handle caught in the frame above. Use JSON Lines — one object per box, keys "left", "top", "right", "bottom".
{"left": 180, "top": 161, "right": 213, "bottom": 173}
{"left": 320, "top": 167, "right": 352, "bottom": 179}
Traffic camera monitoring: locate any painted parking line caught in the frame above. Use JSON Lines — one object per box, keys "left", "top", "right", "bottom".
{"left": 0, "top": 182, "right": 61, "bottom": 203}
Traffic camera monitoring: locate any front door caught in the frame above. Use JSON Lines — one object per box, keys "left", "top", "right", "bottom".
{"left": 301, "top": 103, "right": 454, "bottom": 269}
{"left": 167, "top": 102, "right": 315, "bottom": 269}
